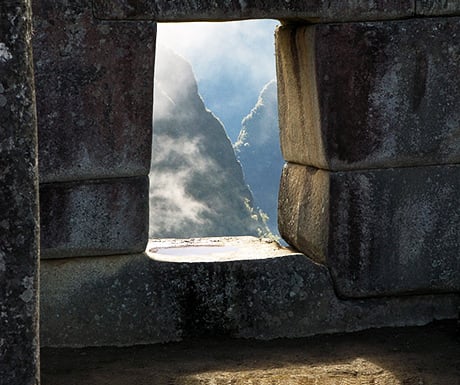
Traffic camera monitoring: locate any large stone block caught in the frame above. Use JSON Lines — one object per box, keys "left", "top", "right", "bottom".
{"left": 40, "top": 238, "right": 460, "bottom": 347}
{"left": 40, "top": 176, "right": 149, "bottom": 259}
{"left": 0, "top": 1, "right": 40, "bottom": 383}
{"left": 33, "top": 0, "right": 156, "bottom": 183}
{"left": 416, "top": 0, "right": 460, "bottom": 15}
{"left": 93, "top": 0, "right": 414, "bottom": 22}
{"left": 278, "top": 163, "right": 460, "bottom": 298}
{"left": 276, "top": 19, "right": 460, "bottom": 170}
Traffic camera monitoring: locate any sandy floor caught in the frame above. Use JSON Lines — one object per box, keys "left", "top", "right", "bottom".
{"left": 41, "top": 320, "right": 459, "bottom": 385}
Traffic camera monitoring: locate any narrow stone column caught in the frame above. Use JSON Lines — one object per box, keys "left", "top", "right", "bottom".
{"left": 0, "top": 0, "right": 40, "bottom": 383}
{"left": 276, "top": 18, "right": 460, "bottom": 298}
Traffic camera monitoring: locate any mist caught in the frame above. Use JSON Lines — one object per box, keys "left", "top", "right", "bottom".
{"left": 157, "top": 20, "right": 280, "bottom": 142}
{"left": 150, "top": 44, "right": 270, "bottom": 238}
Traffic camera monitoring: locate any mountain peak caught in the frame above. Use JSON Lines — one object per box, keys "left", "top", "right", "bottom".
{"left": 150, "top": 47, "right": 269, "bottom": 238}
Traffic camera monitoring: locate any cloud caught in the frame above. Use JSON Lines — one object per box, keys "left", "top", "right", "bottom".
{"left": 156, "top": 20, "right": 280, "bottom": 141}
{"left": 149, "top": 169, "right": 211, "bottom": 232}
{"left": 152, "top": 135, "right": 213, "bottom": 172}
{"left": 157, "top": 20, "right": 278, "bottom": 85}
{"left": 149, "top": 136, "right": 214, "bottom": 236}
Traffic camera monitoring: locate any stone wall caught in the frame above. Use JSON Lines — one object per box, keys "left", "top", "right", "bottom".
{"left": 276, "top": 17, "right": 460, "bottom": 298}
{"left": 41, "top": 239, "right": 459, "bottom": 347}
{"left": 38, "top": 0, "right": 459, "bottom": 348}
{"left": 32, "top": 0, "right": 156, "bottom": 259}
{"left": 1, "top": 0, "right": 459, "bottom": 380}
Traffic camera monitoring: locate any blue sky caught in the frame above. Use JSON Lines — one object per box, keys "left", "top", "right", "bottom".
{"left": 156, "top": 20, "right": 280, "bottom": 142}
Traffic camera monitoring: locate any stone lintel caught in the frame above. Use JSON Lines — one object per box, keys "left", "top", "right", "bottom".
{"left": 276, "top": 18, "right": 460, "bottom": 170}
{"left": 40, "top": 239, "right": 460, "bottom": 347}
{"left": 0, "top": 1, "right": 40, "bottom": 383}
{"left": 92, "top": 0, "right": 415, "bottom": 22}
{"left": 278, "top": 163, "right": 460, "bottom": 298}
{"left": 33, "top": 0, "right": 156, "bottom": 183}
{"left": 40, "top": 176, "right": 149, "bottom": 259}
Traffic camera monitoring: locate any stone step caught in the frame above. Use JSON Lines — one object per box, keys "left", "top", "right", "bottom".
{"left": 40, "top": 237, "right": 459, "bottom": 347}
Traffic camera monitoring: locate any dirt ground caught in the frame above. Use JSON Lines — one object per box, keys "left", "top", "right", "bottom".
{"left": 41, "top": 320, "right": 459, "bottom": 385}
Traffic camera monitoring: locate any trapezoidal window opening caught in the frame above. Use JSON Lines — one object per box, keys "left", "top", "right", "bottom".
{"left": 149, "top": 20, "right": 284, "bottom": 244}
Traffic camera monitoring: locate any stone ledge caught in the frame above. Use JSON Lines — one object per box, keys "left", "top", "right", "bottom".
{"left": 40, "top": 237, "right": 460, "bottom": 347}
{"left": 147, "top": 236, "right": 300, "bottom": 262}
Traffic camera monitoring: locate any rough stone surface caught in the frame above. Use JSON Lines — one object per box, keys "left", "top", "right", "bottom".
{"left": 417, "top": 0, "right": 460, "bottom": 15}
{"left": 276, "top": 19, "right": 460, "bottom": 170}
{"left": 40, "top": 238, "right": 460, "bottom": 347}
{"left": 279, "top": 163, "right": 460, "bottom": 298}
{"left": 40, "top": 176, "right": 149, "bottom": 259}
{"left": 33, "top": 0, "right": 156, "bottom": 183}
{"left": 0, "top": 1, "right": 40, "bottom": 383}
{"left": 93, "top": 0, "right": 414, "bottom": 22}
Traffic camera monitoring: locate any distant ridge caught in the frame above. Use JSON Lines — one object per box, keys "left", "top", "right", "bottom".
{"left": 235, "top": 80, "right": 284, "bottom": 236}
{"left": 150, "top": 45, "right": 269, "bottom": 238}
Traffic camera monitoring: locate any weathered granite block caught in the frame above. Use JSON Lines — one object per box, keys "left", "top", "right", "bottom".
{"left": 40, "top": 176, "right": 149, "bottom": 259}
{"left": 278, "top": 163, "right": 460, "bottom": 298}
{"left": 0, "top": 1, "right": 40, "bottom": 383}
{"left": 276, "top": 19, "right": 460, "bottom": 170}
{"left": 417, "top": 0, "right": 460, "bottom": 15}
{"left": 93, "top": 0, "right": 414, "bottom": 22}
{"left": 40, "top": 239, "right": 460, "bottom": 347}
{"left": 33, "top": 0, "right": 156, "bottom": 183}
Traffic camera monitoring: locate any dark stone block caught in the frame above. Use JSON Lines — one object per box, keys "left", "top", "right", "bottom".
{"left": 0, "top": 1, "right": 39, "bottom": 383}
{"left": 33, "top": 0, "right": 156, "bottom": 183}
{"left": 276, "top": 19, "right": 460, "bottom": 170}
{"left": 40, "top": 241, "right": 460, "bottom": 347}
{"left": 93, "top": 0, "right": 414, "bottom": 22}
{"left": 279, "top": 163, "right": 460, "bottom": 298}
{"left": 416, "top": 0, "right": 460, "bottom": 15}
{"left": 40, "top": 176, "right": 149, "bottom": 259}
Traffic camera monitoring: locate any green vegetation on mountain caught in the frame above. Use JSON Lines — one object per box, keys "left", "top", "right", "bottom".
{"left": 235, "top": 80, "right": 284, "bottom": 236}
{"left": 150, "top": 46, "right": 269, "bottom": 238}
